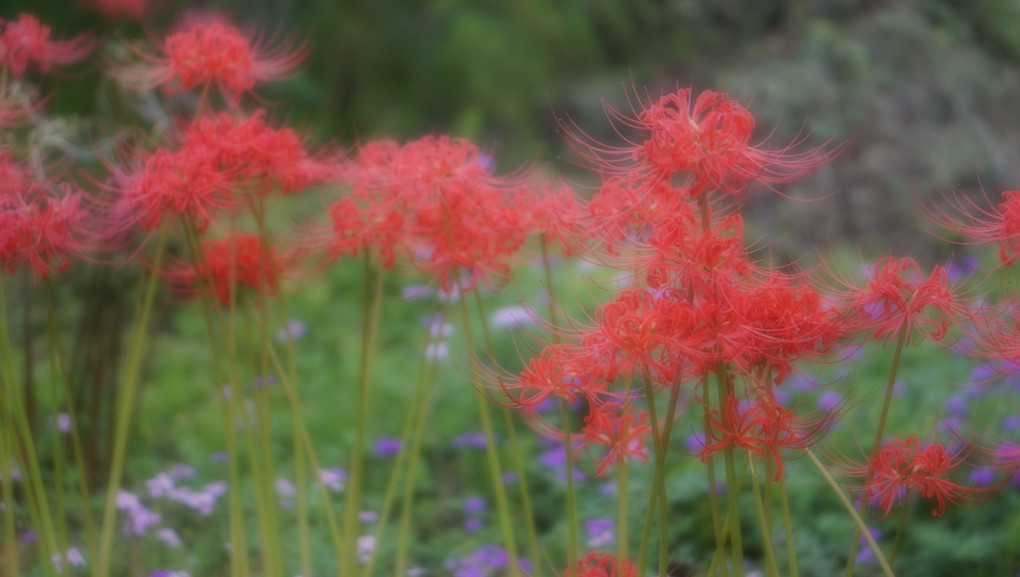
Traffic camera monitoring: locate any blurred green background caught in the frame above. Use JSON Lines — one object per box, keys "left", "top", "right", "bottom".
{"left": 21, "top": 0, "right": 1020, "bottom": 259}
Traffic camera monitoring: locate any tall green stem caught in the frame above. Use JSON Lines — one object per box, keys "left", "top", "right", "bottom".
{"left": 343, "top": 252, "right": 386, "bottom": 577}
{"left": 846, "top": 323, "right": 908, "bottom": 576}
{"left": 747, "top": 456, "right": 780, "bottom": 577}
{"left": 889, "top": 494, "right": 910, "bottom": 567}
{"left": 778, "top": 474, "right": 799, "bottom": 577}
{"left": 43, "top": 279, "right": 98, "bottom": 572}
{"left": 95, "top": 226, "right": 169, "bottom": 577}
{"left": 716, "top": 363, "right": 745, "bottom": 577}
{"left": 457, "top": 287, "right": 520, "bottom": 576}
{"left": 806, "top": 449, "right": 895, "bottom": 577}
{"left": 472, "top": 287, "right": 542, "bottom": 575}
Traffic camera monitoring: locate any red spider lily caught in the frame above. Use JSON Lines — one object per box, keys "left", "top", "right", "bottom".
{"left": 0, "top": 14, "right": 92, "bottom": 78}
{"left": 566, "top": 88, "right": 835, "bottom": 198}
{"left": 107, "top": 145, "right": 236, "bottom": 234}
{"left": 515, "top": 179, "right": 592, "bottom": 257}
{"left": 923, "top": 188, "right": 1020, "bottom": 266}
{"left": 585, "top": 174, "right": 691, "bottom": 254}
{"left": 700, "top": 391, "right": 834, "bottom": 480}
{"left": 116, "top": 20, "right": 307, "bottom": 99}
{"left": 827, "top": 256, "right": 965, "bottom": 345}
{"left": 324, "top": 196, "right": 405, "bottom": 268}
{"left": 497, "top": 344, "right": 606, "bottom": 420}
{"left": 0, "top": 182, "right": 90, "bottom": 279}
{"left": 841, "top": 436, "right": 984, "bottom": 519}
{"left": 579, "top": 405, "right": 651, "bottom": 477}
{"left": 567, "top": 552, "right": 637, "bottom": 577}
{"left": 727, "top": 273, "right": 845, "bottom": 382}
{"left": 181, "top": 111, "right": 341, "bottom": 195}
{"left": 169, "top": 233, "right": 284, "bottom": 305}
{"left": 386, "top": 136, "right": 528, "bottom": 291}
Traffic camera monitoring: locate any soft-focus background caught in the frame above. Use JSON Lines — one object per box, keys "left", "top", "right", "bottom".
{"left": 24, "top": 0, "right": 1020, "bottom": 258}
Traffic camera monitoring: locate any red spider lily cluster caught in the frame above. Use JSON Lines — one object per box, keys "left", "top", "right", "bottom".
{"left": 568, "top": 552, "right": 637, "bottom": 577}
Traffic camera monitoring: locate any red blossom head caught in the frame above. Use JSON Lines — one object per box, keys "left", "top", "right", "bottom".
{"left": 567, "top": 553, "right": 637, "bottom": 577}
{"left": 117, "top": 20, "right": 306, "bottom": 99}
{"left": 170, "top": 233, "right": 284, "bottom": 304}
{"left": 0, "top": 14, "right": 92, "bottom": 78}
{"left": 924, "top": 188, "right": 1020, "bottom": 266}
{"left": 567, "top": 88, "right": 836, "bottom": 199}
{"left": 0, "top": 181, "right": 91, "bottom": 279}
{"left": 579, "top": 405, "right": 651, "bottom": 477}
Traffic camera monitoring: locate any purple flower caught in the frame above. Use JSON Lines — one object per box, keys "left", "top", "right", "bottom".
{"left": 374, "top": 438, "right": 402, "bottom": 457}
{"left": 816, "top": 390, "right": 843, "bottom": 411}
{"left": 943, "top": 396, "right": 968, "bottom": 418}
{"left": 359, "top": 510, "right": 378, "bottom": 523}
{"left": 855, "top": 528, "right": 883, "bottom": 565}
{"left": 969, "top": 468, "right": 997, "bottom": 487}
{"left": 685, "top": 431, "right": 706, "bottom": 454}
{"left": 320, "top": 468, "right": 347, "bottom": 492}
{"left": 464, "top": 496, "right": 487, "bottom": 515}
{"left": 585, "top": 519, "right": 614, "bottom": 548}
{"left": 276, "top": 318, "right": 307, "bottom": 343}
{"left": 490, "top": 306, "right": 534, "bottom": 330}
{"left": 157, "top": 528, "right": 182, "bottom": 548}
{"left": 20, "top": 531, "right": 36, "bottom": 543}
{"left": 452, "top": 432, "right": 489, "bottom": 450}
{"left": 147, "top": 473, "right": 175, "bottom": 498}
{"left": 1003, "top": 415, "right": 1020, "bottom": 432}
{"left": 464, "top": 517, "right": 484, "bottom": 533}
{"left": 210, "top": 452, "right": 229, "bottom": 463}
{"left": 425, "top": 341, "right": 450, "bottom": 362}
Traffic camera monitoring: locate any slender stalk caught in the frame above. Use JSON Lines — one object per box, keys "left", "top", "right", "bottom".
{"left": 616, "top": 436, "right": 630, "bottom": 563}
{"left": 43, "top": 279, "right": 98, "bottom": 571}
{"left": 637, "top": 374, "right": 681, "bottom": 577}
{"left": 715, "top": 363, "right": 745, "bottom": 577}
{"left": 0, "top": 402, "right": 20, "bottom": 577}
{"left": 343, "top": 253, "right": 386, "bottom": 577}
{"left": 456, "top": 286, "right": 520, "bottom": 576}
{"left": 846, "top": 324, "right": 908, "bottom": 576}
{"left": 702, "top": 373, "right": 728, "bottom": 577}
{"left": 805, "top": 449, "right": 895, "bottom": 577}
{"left": 747, "top": 456, "right": 780, "bottom": 577}
{"left": 472, "top": 288, "right": 542, "bottom": 576}
{"left": 362, "top": 298, "right": 445, "bottom": 577}
{"left": 393, "top": 324, "right": 445, "bottom": 577}
{"left": 0, "top": 276, "right": 60, "bottom": 577}
{"left": 95, "top": 226, "right": 169, "bottom": 577}
{"left": 889, "top": 494, "right": 910, "bottom": 567}
{"left": 181, "top": 219, "right": 251, "bottom": 577}
{"left": 778, "top": 474, "right": 800, "bottom": 577}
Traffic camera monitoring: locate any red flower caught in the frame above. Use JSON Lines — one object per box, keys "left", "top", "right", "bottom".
{"left": 579, "top": 405, "right": 651, "bottom": 477}
{"left": 568, "top": 553, "right": 637, "bottom": 577}
{"left": 842, "top": 436, "right": 982, "bottom": 519}
{"left": 117, "top": 20, "right": 306, "bottom": 98}
{"left": 567, "top": 88, "right": 836, "bottom": 198}
{"left": 172, "top": 233, "right": 283, "bottom": 304}
{"left": 325, "top": 196, "right": 404, "bottom": 268}
{"left": 924, "top": 188, "right": 1020, "bottom": 266}
{"left": 827, "top": 256, "right": 965, "bottom": 345}
{"left": 1, "top": 182, "right": 90, "bottom": 279}
{"left": 0, "top": 14, "right": 91, "bottom": 77}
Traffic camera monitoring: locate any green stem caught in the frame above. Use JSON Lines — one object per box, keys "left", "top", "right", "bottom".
{"left": 43, "top": 279, "right": 98, "bottom": 573}
{"left": 0, "top": 400, "right": 21, "bottom": 577}
{"left": 702, "top": 373, "right": 728, "bottom": 577}
{"left": 344, "top": 252, "right": 386, "bottom": 577}
{"left": 805, "top": 449, "right": 895, "bottom": 577}
{"left": 889, "top": 494, "right": 910, "bottom": 567}
{"left": 362, "top": 299, "right": 444, "bottom": 577}
{"left": 457, "top": 287, "right": 520, "bottom": 576}
{"left": 95, "top": 226, "right": 169, "bottom": 577}
{"left": 716, "top": 363, "right": 745, "bottom": 577}
{"left": 473, "top": 288, "right": 542, "bottom": 576}
{"left": 637, "top": 374, "right": 680, "bottom": 577}
{"left": 393, "top": 323, "right": 444, "bottom": 577}
{"left": 747, "top": 456, "right": 780, "bottom": 577}
{"left": 846, "top": 323, "right": 908, "bottom": 576}
{"left": 778, "top": 474, "right": 799, "bottom": 577}
{"left": 181, "top": 219, "right": 251, "bottom": 577}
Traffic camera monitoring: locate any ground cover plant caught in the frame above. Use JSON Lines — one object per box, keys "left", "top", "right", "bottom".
{"left": 2, "top": 6, "right": 1020, "bottom": 577}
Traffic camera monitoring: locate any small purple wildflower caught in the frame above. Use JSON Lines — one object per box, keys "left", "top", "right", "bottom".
{"left": 320, "top": 468, "right": 347, "bottom": 492}
{"left": 490, "top": 306, "right": 534, "bottom": 330}
{"left": 969, "top": 468, "right": 997, "bottom": 487}
{"left": 452, "top": 432, "right": 488, "bottom": 449}
{"left": 375, "top": 438, "right": 402, "bottom": 457}
{"left": 816, "top": 390, "right": 842, "bottom": 411}
{"left": 464, "top": 518, "right": 484, "bottom": 533}
{"left": 463, "top": 496, "right": 487, "bottom": 515}
{"left": 276, "top": 318, "right": 307, "bottom": 343}
{"left": 943, "top": 395, "right": 968, "bottom": 418}
{"left": 585, "top": 519, "right": 614, "bottom": 548}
